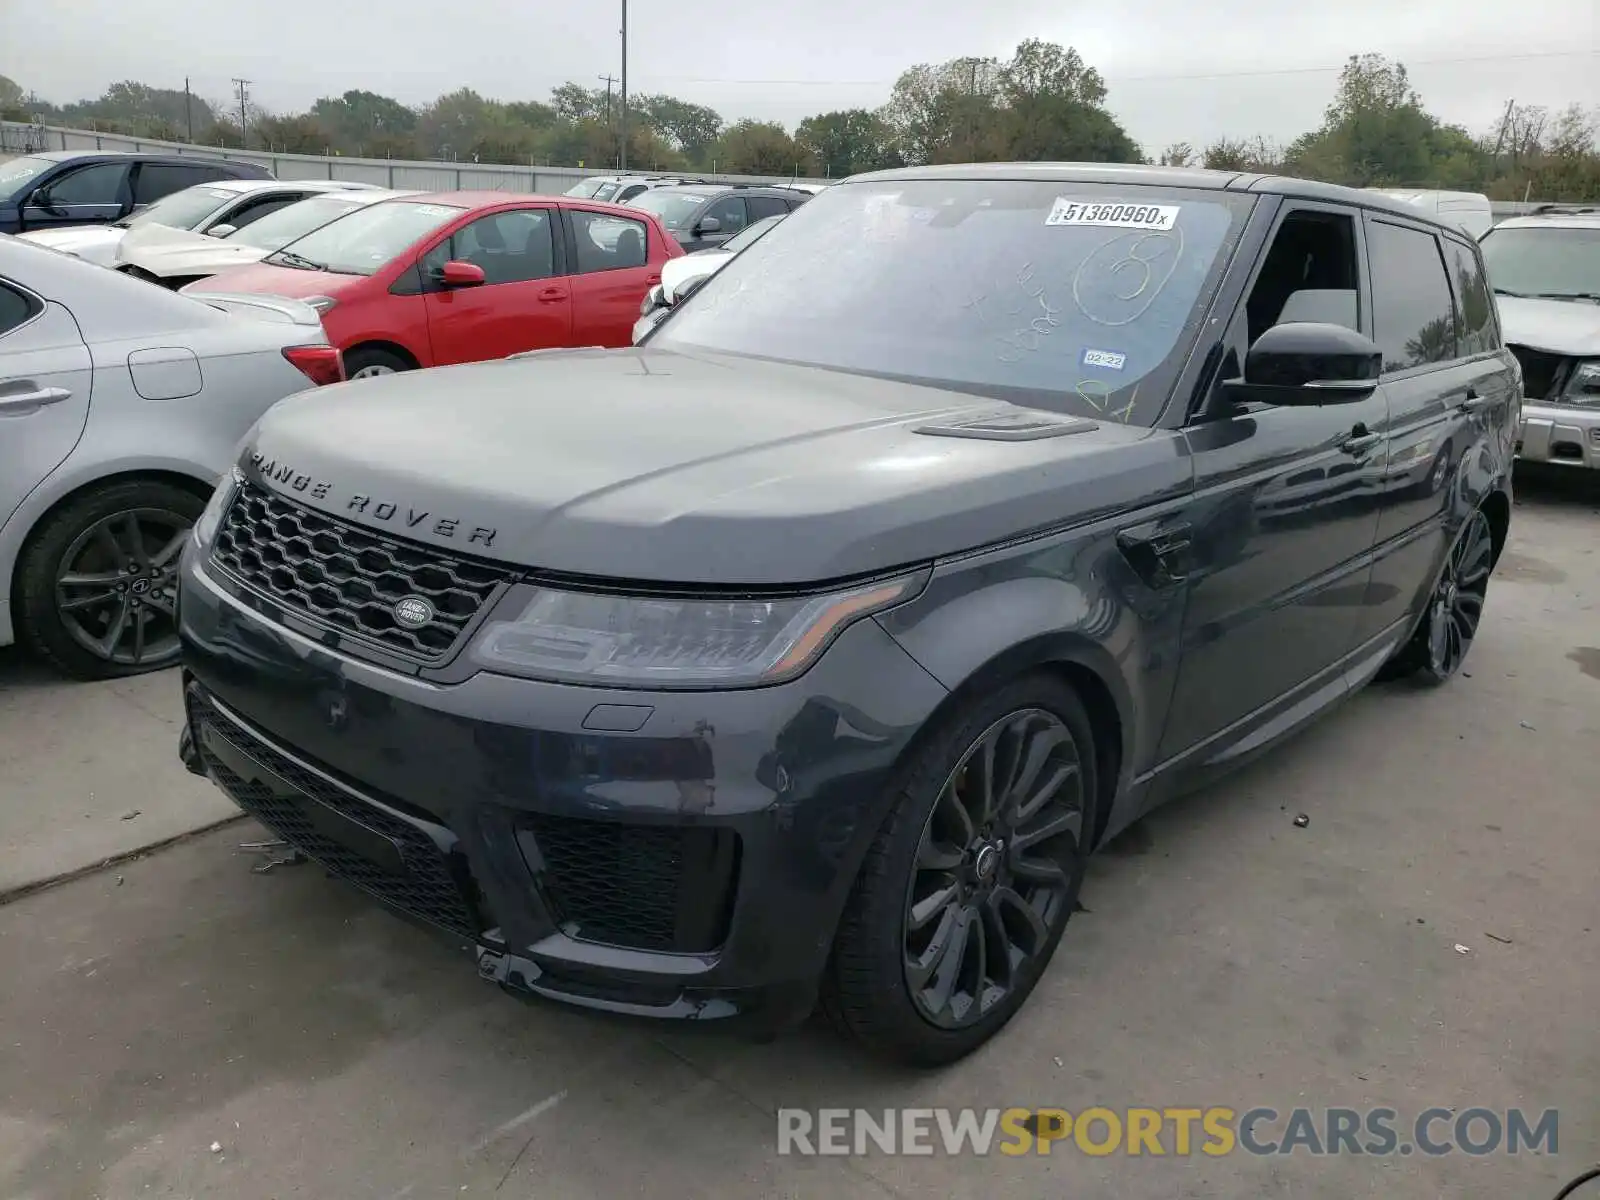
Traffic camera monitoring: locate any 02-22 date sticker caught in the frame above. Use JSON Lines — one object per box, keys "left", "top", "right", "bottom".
{"left": 1047, "top": 199, "right": 1179, "bottom": 231}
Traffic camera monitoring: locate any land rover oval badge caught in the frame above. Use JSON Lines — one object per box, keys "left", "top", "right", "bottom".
{"left": 393, "top": 595, "right": 435, "bottom": 629}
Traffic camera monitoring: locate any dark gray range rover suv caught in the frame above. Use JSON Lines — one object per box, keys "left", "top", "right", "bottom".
{"left": 176, "top": 164, "right": 1518, "bottom": 1065}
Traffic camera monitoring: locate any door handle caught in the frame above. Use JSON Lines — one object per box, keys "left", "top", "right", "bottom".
{"left": 0, "top": 385, "right": 72, "bottom": 413}
{"left": 1456, "top": 388, "right": 1492, "bottom": 415}
{"left": 645, "top": 274, "right": 662, "bottom": 285}
{"left": 1338, "top": 424, "right": 1383, "bottom": 456}
{"left": 536, "top": 286, "right": 568, "bottom": 304}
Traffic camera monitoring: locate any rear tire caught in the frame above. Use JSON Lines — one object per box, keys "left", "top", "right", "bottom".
{"left": 344, "top": 346, "right": 412, "bottom": 379}
{"left": 16, "top": 480, "right": 203, "bottom": 681}
{"left": 1377, "top": 508, "right": 1494, "bottom": 685}
{"left": 822, "top": 673, "right": 1098, "bottom": 1066}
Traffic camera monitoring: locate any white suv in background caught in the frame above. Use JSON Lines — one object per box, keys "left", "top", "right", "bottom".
{"left": 563, "top": 174, "right": 707, "bottom": 204}
{"left": 1480, "top": 205, "right": 1600, "bottom": 470}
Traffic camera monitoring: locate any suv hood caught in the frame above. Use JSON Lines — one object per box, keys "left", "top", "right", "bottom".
{"left": 1497, "top": 295, "right": 1600, "bottom": 356}
{"left": 239, "top": 348, "right": 1186, "bottom": 585}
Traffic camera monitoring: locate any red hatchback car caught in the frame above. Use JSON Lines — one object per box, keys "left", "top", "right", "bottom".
{"left": 184, "top": 192, "right": 683, "bottom": 377}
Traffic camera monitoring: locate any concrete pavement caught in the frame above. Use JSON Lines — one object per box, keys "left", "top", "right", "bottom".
{"left": 0, "top": 472, "right": 1596, "bottom": 1199}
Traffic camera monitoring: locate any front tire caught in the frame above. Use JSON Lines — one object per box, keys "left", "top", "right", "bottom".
{"left": 15, "top": 480, "right": 202, "bottom": 681}
{"left": 1379, "top": 508, "right": 1494, "bottom": 685}
{"left": 823, "top": 674, "right": 1097, "bottom": 1066}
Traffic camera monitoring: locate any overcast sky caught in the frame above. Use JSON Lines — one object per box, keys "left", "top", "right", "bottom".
{"left": 5, "top": 0, "right": 1596, "bottom": 153}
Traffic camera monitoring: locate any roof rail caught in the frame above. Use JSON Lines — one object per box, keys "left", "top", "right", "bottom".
{"left": 1529, "top": 203, "right": 1600, "bottom": 215}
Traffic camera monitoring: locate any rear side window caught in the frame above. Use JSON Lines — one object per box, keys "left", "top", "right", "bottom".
{"left": 0, "top": 281, "right": 42, "bottom": 336}
{"left": 1367, "top": 220, "right": 1457, "bottom": 371}
{"left": 225, "top": 195, "right": 300, "bottom": 229}
{"left": 134, "top": 163, "right": 227, "bottom": 205}
{"left": 746, "top": 195, "right": 788, "bottom": 220}
{"left": 570, "top": 210, "right": 649, "bottom": 272}
{"left": 702, "top": 195, "right": 748, "bottom": 234}
{"left": 1445, "top": 239, "right": 1497, "bottom": 355}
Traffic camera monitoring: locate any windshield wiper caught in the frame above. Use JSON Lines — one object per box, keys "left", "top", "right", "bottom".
{"left": 1531, "top": 291, "right": 1600, "bottom": 302}
{"left": 271, "top": 250, "right": 327, "bottom": 271}
{"left": 1492, "top": 287, "right": 1532, "bottom": 298}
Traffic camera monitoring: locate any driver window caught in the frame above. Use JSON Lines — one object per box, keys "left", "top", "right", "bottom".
{"left": 702, "top": 196, "right": 747, "bottom": 234}
{"left": 1242, "top": 210, "right": 1359, "bottom": 347}
{"left": 422, "top": 210, "right": 556, "bottom": 286}
{"left": 40, "top": 163, "right": 130, "bottom": 207}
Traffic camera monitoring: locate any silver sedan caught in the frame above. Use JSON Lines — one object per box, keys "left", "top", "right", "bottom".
{"left": 0, "top": 233, "right": 343, "bottom": 679}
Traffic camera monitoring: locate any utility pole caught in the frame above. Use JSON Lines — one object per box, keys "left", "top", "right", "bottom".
{"left": 232, "top": 78, "right": 251, "bottom": 149}
{"left": 598, "top": 73, "right": 617, "bottom": 165}
{"left": 184, "top": 76, "right": 193, "bottom": 142}
{"left": 619, "top": 0, "right": 629, "bottom": 172}
{"left": 1490, "top": 97, "right": 1516, "bottom": 161}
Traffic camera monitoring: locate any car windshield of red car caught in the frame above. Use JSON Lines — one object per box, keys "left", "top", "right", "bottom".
{"left": 268, "top": 200, "right": 464, "bottom": 276}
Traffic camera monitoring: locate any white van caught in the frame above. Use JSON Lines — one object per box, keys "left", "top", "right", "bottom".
{"left": 1366, "top": 189, "right": 1494, "bottom": 239}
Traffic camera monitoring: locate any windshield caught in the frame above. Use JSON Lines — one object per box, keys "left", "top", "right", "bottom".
{"left": 1480, "top": 225, "right": 1600, "bottom": 300}
{"left": 232, "top": 194, "right": 375, "bottom": 251}
{"left": 625, "top": 190, "right": 710, "bottom": 231}
{"left": 564, "top": 178, "right": 607, "bottom": 198}
{"left": 122, "top": 185, "right": 236, "bottom": 230}
{"left": 723, "top": 214, "right": 784, "bottom": 254}
{"left": 0, "top": 156, "right": 53, "bottom": 203}
{"left": 267, "top": 200, "right": 463, "bottom": 274}
{"left": 653, "top": 179, "right": 1250, "bottom": 425}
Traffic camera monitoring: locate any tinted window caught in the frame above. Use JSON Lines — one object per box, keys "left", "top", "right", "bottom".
{"left": 617, "top": 184, "right": 649, "bottom": 202}
{"left": 746, "top": 195, "right": 788, "bottom": 221}
{"left": 271, "top": 200, "right": 463, "bottom": 275}
{"left": 124, "top": 185, "right": 236, "bottom": 231}
{"left": 44, "top": 162, "right": 129, "bottom": 206}
{"left": 654, "top": 180, "right": 1251, "bottom": 426}
{"left": 133, "top": 163, "right": 225, "bottom": 205}
{"left": 1479, "top": 225, "right": 1600, "bottom": 301}
{"left": 1445, "top": 239, "right": 1496, "bottom": 356}
{"left": 225, "top": 195, "right": 299, "bottom": 229}
{"left": 0, "top": 282, "right": 41, "bottom": 336}
{"left": 702, "top": 195, "right": 747, "bottom": 234}
{"left": 570, "top": 210, "right": 648, "bottom": 272}
{"left": 1367, "top": 220, "right": 1457, "bottom": 371}
{"left": 422, "top": 209, "right": 555, "bottom": 285}
{"left": 624, "top": 189, "right": 711, "bottom": 232}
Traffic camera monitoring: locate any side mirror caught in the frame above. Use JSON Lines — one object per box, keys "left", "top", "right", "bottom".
{"left": 438, "top": 260, "right": 486, "bottom": 288}
{"left": 24, "top": 186, "right": 51, "bottom": 210}
{"left": 694, "top": 215, "right": 721, "bottom": 236}
{"left": 206, "top": 223, "right": 238, "bottom": 239}
{"left": 1225, "top": 322, "right": 1382, "bottom": 406}
{"left": 639, "top": 283, "right": 668, "bottom": 316}
{"left": 674, "top": 274, "right": 711, "bottom": 303}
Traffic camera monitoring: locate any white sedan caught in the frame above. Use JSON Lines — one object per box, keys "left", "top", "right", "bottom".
{"left": 632, "top": 213, "right": 786, "bottom": 344}
{"left": 16, "top": 178, "right": 383, "bottom": 267}
{"left": 0, "top": 232, "right": 344, "bottom": 679}
{"left": 114, "top": 187, "right": 418, "bottom": 289}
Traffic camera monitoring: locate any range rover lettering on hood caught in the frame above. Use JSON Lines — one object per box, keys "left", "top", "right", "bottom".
{"left": 248, "top": 451, "right": 500, "bottom": 548}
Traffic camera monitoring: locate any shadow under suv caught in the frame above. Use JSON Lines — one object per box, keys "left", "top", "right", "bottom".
{"left": 177, "top": 164, "right": 1518, "bottom": 1065}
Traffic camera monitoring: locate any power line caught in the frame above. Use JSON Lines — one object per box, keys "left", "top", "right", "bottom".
{"left": 632, "top": 47, "right": 1597, "bottom": 89}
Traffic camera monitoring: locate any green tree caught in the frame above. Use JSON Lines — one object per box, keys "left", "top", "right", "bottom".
{"left": 997, "top": 39, "right": 1138, "bottom": 163}
{"left": 256, "top": 113, "right": 334, "bottom": 155}
{"left": 715, "top": 119, "right": 805, "bottom": 176}
{"left": 634, "top": 95, "right": 723, "bottom": 164}
{"left": 881, "top": 57, "right": 1003, "bottom": 165}
{"left": 795, "top": 109, "right": 901, "bottom": 177}
{"left": 1285, "top": 55, "right": 1442, "bottom": 185}
{"left": 0, "top": 75, "right": 24, "bottom": 112}
{"left": 308, "top": 89, "right": 416, "bottom": 154}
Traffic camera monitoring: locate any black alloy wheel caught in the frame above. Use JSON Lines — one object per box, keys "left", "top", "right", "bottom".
{"left": 17, "top": 480, "right": 203, "bottom": 680}
{"left": 1379, "top": 507, "right": 1494, "bottom": 685}
{"left": 903, "top": 709, "right": 1085, "bottom": 1029}
{"left": 824, "top": 675, "right": 1098, "bottom": 1066}
{"left": 1422, "top": 509, "right": 1492, "bottom": 681}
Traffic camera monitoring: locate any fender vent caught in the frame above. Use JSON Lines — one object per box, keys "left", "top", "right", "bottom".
{"left": 913, "top": 411, "right": 1099, "bottom": 441}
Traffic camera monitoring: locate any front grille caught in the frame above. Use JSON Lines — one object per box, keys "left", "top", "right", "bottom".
{"left": 519, "top": 814, "right": 739, "bottom": 953}
{"left": 211, "top": 481, "right": 511, "bottom": 662}
{"left": 187, "top": 688, "right": 481, "bottom": 938}
{"left": 1508, "top": 344, "right": 1569, "bottom": 401}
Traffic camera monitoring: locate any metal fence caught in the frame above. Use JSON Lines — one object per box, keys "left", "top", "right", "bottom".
{"left": 0, "top": 120, "right": 809, "bottom": 194}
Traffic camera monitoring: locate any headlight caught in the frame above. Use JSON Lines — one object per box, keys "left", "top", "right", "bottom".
{"left": 470, "top": 572, "right": 927, "bottom": 688}
{"left": 1559, "top": 359, "right": 1600, "bottom": 406}
{"left": 193, "top": 469, "right": 240, "bottom": 547}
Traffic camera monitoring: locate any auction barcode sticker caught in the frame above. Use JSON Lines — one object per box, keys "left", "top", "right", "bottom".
{"left": 1046, "top": 199, "right": 1179, "bottom": 230}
